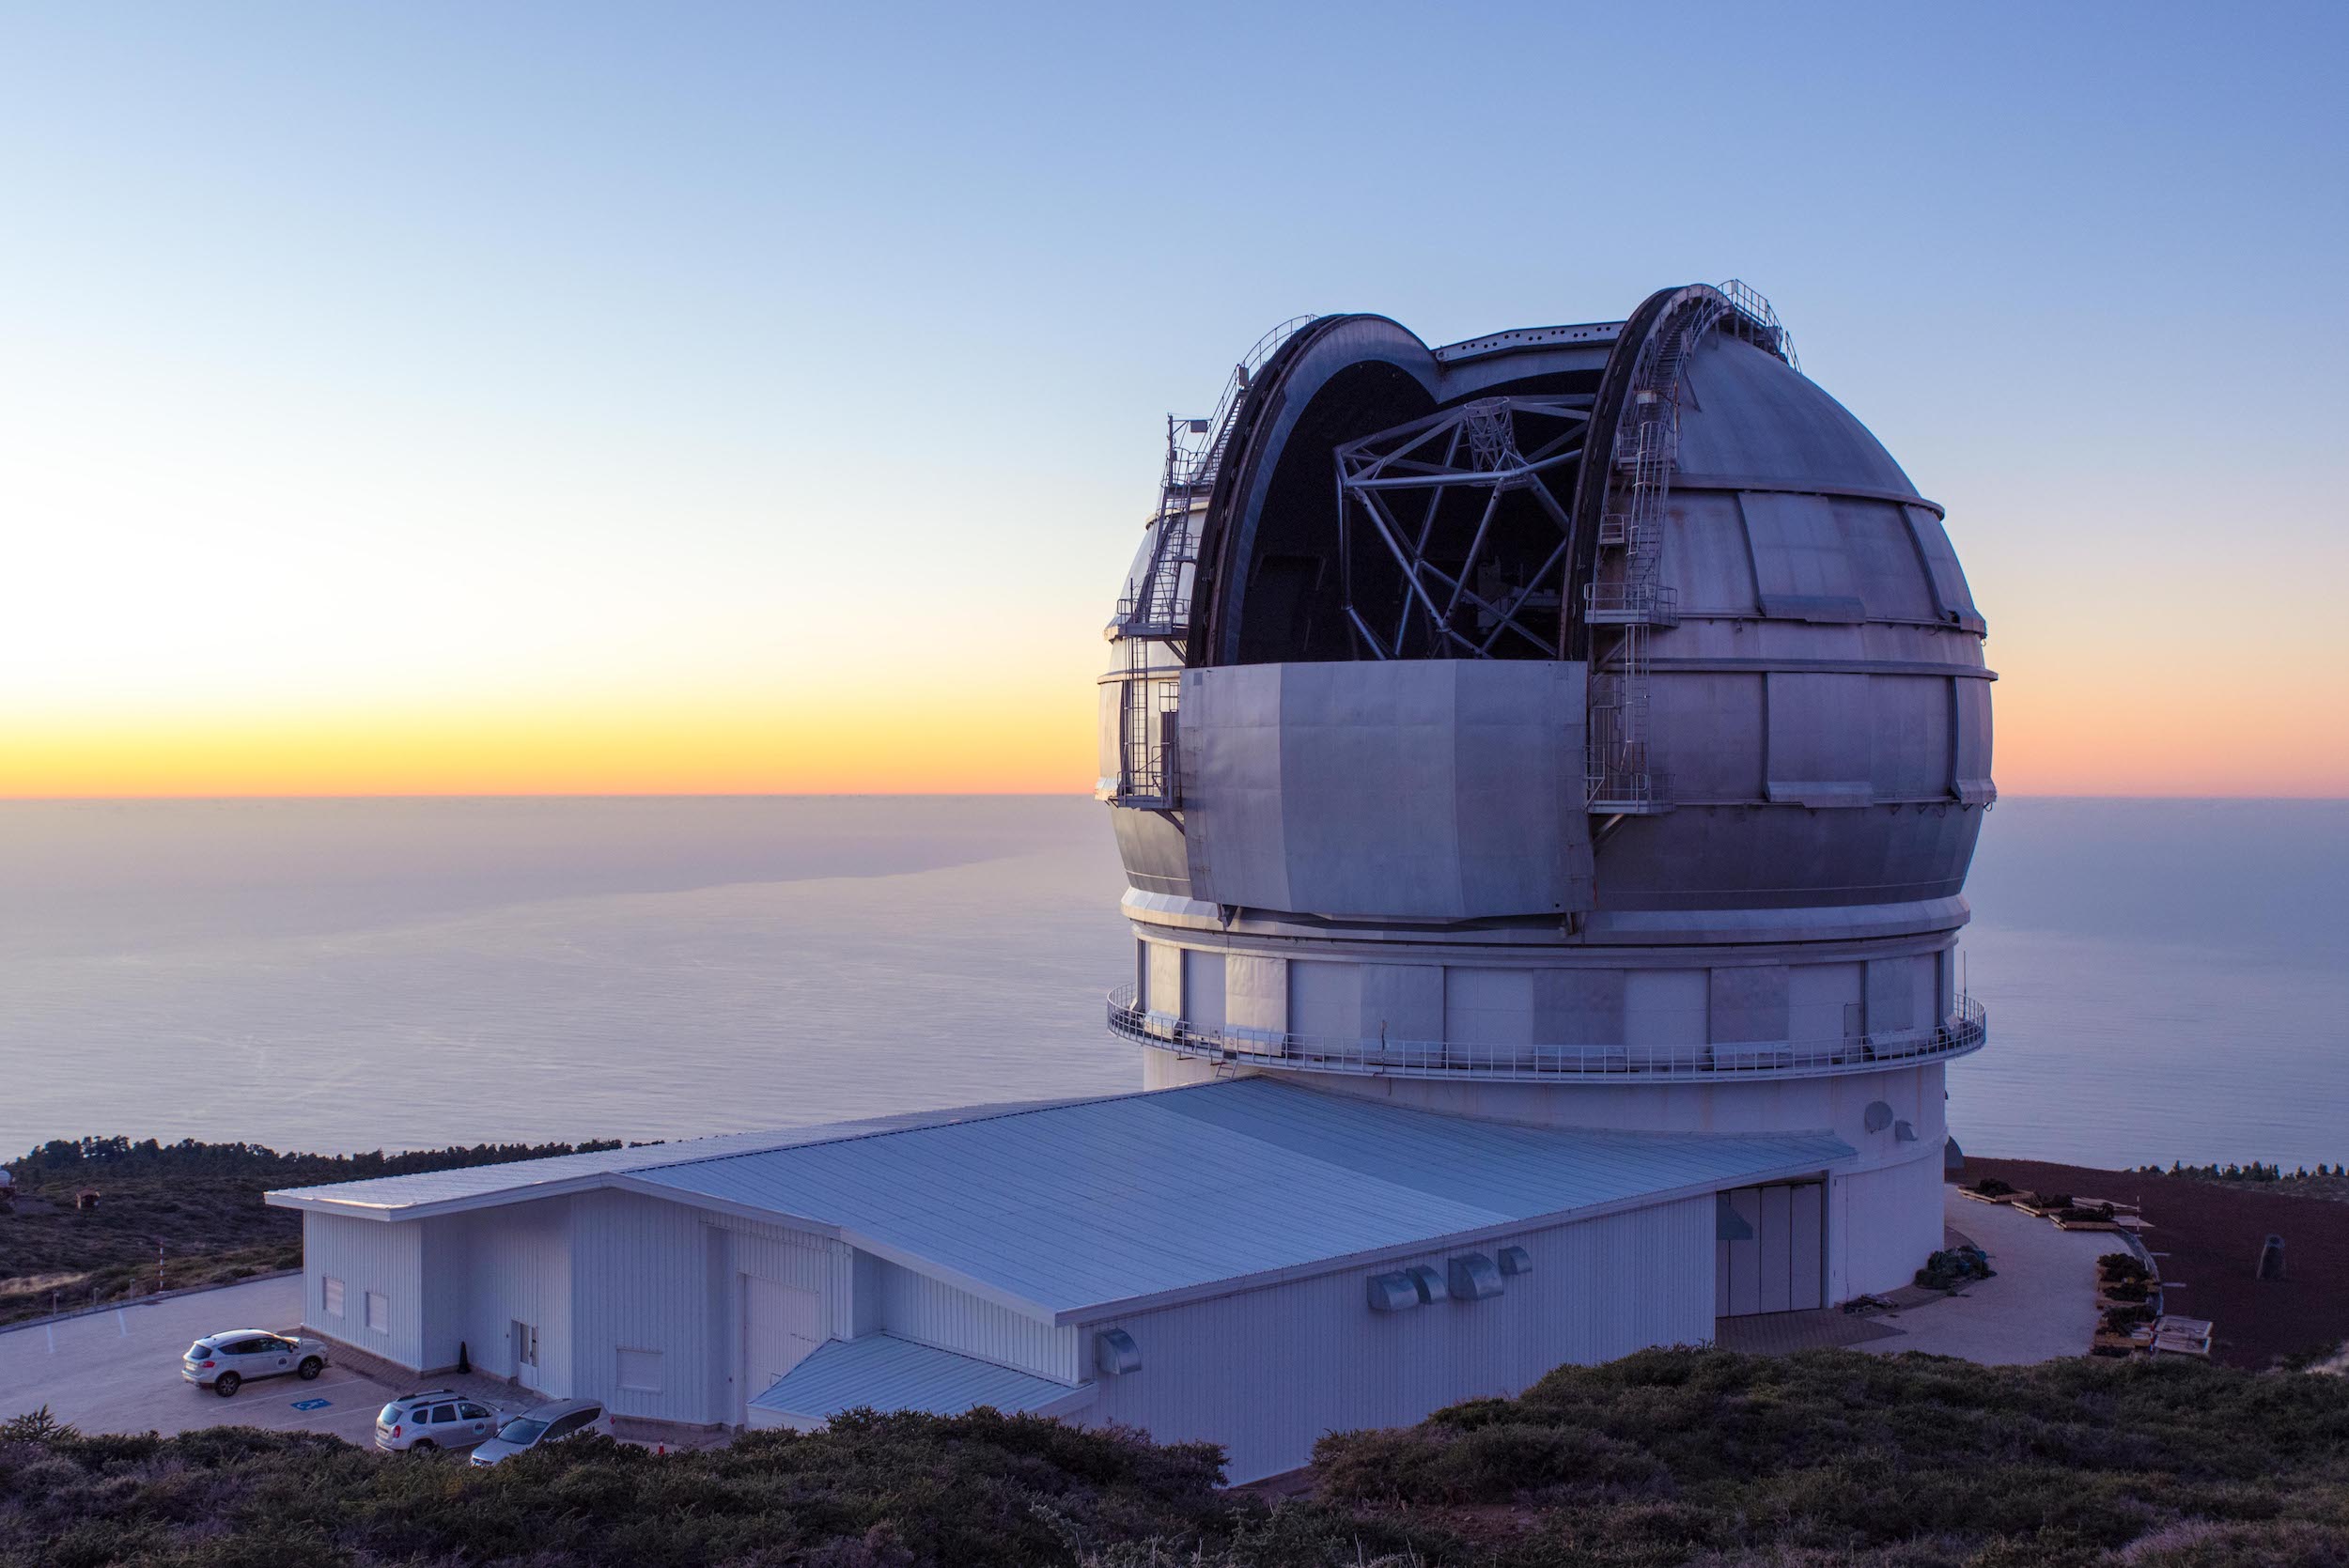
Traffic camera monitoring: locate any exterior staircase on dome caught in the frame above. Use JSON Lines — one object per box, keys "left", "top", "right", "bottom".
{"left": 1117, "top": 316, "right": 1317, "bottom": 644}
{"left": 1105, "top": 316, "right": 1314, "bottom": 811}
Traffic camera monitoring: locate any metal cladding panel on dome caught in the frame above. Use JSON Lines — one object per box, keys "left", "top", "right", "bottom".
{"left": 1672, "top": 336, "right": 1917, "bottom": 493}
{"left": 1178, "top": 660, "right": 1594, "bottom": 920}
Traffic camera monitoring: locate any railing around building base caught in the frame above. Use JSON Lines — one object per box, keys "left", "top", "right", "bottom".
{"left": 1106, "top": 986, "right": 1985, "bottom": 1085}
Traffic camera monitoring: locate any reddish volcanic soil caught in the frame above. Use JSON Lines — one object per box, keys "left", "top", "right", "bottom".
{"left": 1962, "top": 1157, "right": 2349, "bottom": 1369}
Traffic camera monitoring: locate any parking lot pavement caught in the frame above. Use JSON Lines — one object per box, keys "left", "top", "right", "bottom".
{"left": 0, "top": 1275, "right": 409, "bottom": 1446}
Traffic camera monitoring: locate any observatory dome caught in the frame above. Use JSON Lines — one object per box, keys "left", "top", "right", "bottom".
{"left": 1097, "top": 285, "right": 1993, "bottom": 1300}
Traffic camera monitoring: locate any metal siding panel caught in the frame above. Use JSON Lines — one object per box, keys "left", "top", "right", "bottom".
{"left": 1181, "top": 660, "right": 1592, "bottom": 920}
{"left": 1789, "top": 963, "right": 1863, "bottom": 1051}
{"left": 440, "top": 1197, "right": 575, "bottom": 1396}
{"left": 1224, "top": 954, "right": 1287, "bottom": 1034}
{"left": 1709, "top": 965, "right": 1789, "bottom": 1047}
{"left": 1741, "top": 491, "right": 1859, "bottom": 603}
{"left": 1835, "top": 497, "right": 1937, "bottom": 622}
{"left": 302, "top": 1212, "right": 424, "bottom": 1371}
{"left": 1076, "top": 1194, "right": 1714, "bottom": 1483}
{"left": 566, "top": 1190, "right": 723, "bottom": 1424}
{"left": 1954, "top": 677, "right": 1996, "bottom": 800}
{"left": 1870, "top": 675, "right": 1954, "bottom": 800}
{"left": 1766, "top": 672, "right": 1873, "bottom": 800}
{"left": 875, "top": 1260, "right": 1079, "bottom": 1383}
{"left": 1443, "top": 967, "right": 1534, "bottom": 1047}
{"left": 1904, "top": 505, "right": 1983, "bottom": 627}
{"left": 1665, "top": 489, "right": 1758, "bottom": 613}
{"left": 1838, "top": 1152, "right": 1947, "bottom": 1296}
{"left": 1145, "top": 942, "right": 1183, "bottom": 1020}
{"left": 1182, "top": 948, "right": 1227, "bottom": 1031}
{"left": 1624, "top": 970, "right": 1707, "bottom": 1050}
{"left": 1653, "top": 672, "right": 1765, "bottom": 801}
{"left": 1286, "top": 959, "right": 1361, "bottom": 1039}
{"left": 1359, "top": 963, "right": 1444, "bottom": 1042}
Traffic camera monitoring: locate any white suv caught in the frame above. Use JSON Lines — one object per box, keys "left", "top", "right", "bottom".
{"left": 182, "top": 1331, "right": 327, "bottom": 1396}
{"left": 376, "top": 1390, "right": 500, "bottom": 1452}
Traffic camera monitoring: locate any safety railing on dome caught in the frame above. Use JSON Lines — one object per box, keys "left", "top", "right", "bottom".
{"left": 1118, "top": 315, "right": 1317, "bottom": 635}
{"left": 1106, "top": 986, "right": 1986, "bottom": 1084}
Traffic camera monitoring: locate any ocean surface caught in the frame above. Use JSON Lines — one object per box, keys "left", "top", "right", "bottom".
{"left": 2, "top": 797, "right": 2343, "bottom": 1170}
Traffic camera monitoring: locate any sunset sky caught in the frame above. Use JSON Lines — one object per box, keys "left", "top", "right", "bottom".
{"left": 4, "top": 3, "right": 2343, "bottom": 798}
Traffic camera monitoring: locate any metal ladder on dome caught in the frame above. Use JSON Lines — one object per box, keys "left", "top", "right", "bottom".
{"left": 1584, "top": 281, "right": 1794, "bottom": 816}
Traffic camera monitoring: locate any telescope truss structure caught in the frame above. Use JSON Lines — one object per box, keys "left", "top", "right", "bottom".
{"left": 1333, "top": 396, "right": 1594, "bottom": 660}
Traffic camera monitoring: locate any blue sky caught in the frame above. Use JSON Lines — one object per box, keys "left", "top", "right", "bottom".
{"left": 2, "top": 2, "right": 2342, "bottom": 791}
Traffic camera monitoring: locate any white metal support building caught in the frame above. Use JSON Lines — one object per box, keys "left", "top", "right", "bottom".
{"left": 272, "top": 1079, "right": 1853, "bottom": 1481}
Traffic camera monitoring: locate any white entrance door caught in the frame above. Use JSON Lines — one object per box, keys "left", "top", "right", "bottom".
{"left": 1715, "top": 1181, "right": 1826, "bottom": 1316}
{"left": 739, "top": 1276, "right": 825, "bottom": 1421}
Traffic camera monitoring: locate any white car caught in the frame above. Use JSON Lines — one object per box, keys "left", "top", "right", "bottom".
{"left": 375, "top": 1389, "right": 500, "bottom": 1452}
{"left": 182, "top": 1329, "right": 328, "bottom": 1396}
{"left": 468, "top": 1398, "right": 606, "bottom": 1467}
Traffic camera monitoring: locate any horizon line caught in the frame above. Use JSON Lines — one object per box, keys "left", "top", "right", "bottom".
{"left": 4, "top": 791, "right": 2347, "bottom": 805}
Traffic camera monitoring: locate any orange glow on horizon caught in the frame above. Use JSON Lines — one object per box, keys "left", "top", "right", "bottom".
{"left": 5, "top": 675, "right": 2346, "bottom": 799}
{"left": 0, "top": 691, "right": 1096, "bottom": 798}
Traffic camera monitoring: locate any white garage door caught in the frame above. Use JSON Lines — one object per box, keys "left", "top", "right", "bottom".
{"left": 740, "top": 1275, "right": 826, "bottom": 1420}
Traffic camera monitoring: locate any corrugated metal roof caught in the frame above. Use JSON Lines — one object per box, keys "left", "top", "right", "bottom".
{"left": 271, "top": 1079, "right": 1852, "bottom": 1319}
{"left": 750, "top": 1334, "right": 1082, "bottom": 1421}
{"left": 262, "top": 1098, "right": 1077, "bottom": 1218}
{"left": 631, "top": 1079, "right": 1852, "bottom": 1318}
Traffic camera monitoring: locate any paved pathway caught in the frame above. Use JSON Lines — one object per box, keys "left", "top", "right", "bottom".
{"left": 1857, "top": 1188, "right": 2109, "bottom": 1363}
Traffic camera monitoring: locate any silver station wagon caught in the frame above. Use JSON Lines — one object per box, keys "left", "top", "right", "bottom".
{"left": 376, "top": 1389, "right": 500, "bottom": 1452}
{"left": 468, "top": 1398, "right": 606, "bottom": 1467}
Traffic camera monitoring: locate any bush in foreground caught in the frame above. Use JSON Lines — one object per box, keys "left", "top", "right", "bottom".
{"left": 1314, "top": 1348, "right": 2349, "bottom": 1566}
{"left": 5, "top": 1352, "right": 2347, "bottom": 1566}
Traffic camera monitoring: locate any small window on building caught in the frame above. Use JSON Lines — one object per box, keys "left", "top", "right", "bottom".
{"left": 322, "top": 1276, "right": 345, "bottom": 1317}
{"left": 364, "top": 1291, "right": 389, "bottom": 1334}
{"left": 616, "top": 1347, "right": 663, "bottom": 1394}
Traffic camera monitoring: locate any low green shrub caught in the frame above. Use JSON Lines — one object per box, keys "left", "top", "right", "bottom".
{"left": 8, "top": 1352, "right": 2347, "bottom": 1566}
{"left": 1915, "top": 1245, "right": 1997, "bottom": 1291}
